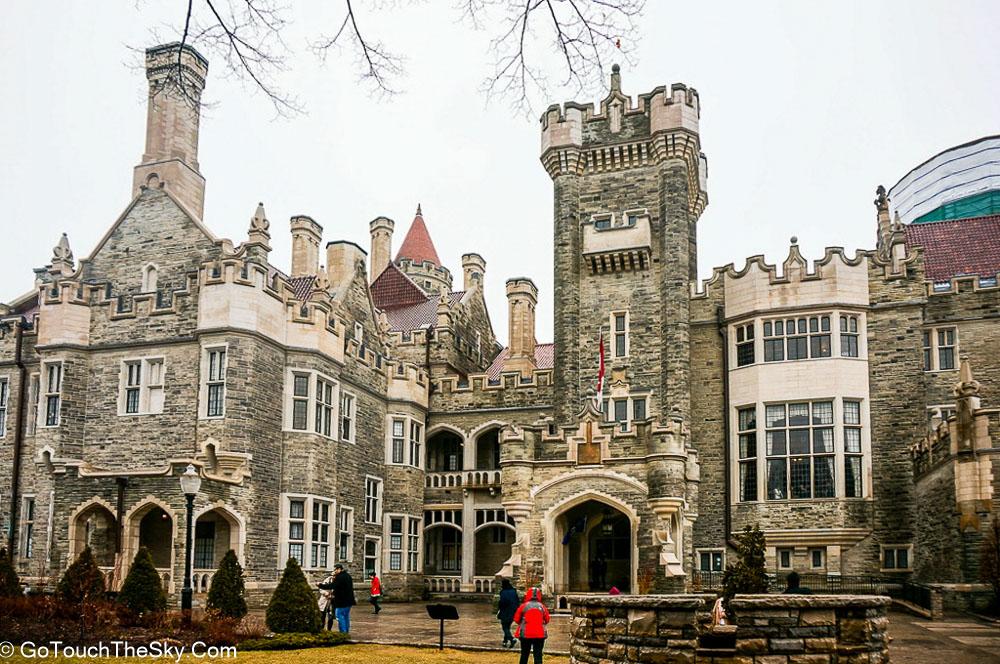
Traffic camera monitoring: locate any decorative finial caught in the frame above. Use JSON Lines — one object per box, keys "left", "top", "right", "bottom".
{"left": 790, "top": 236, "right": 798, "bottom": 245}
{"left": 314, "top": 267, "right": 331, "bottom": 292}
{"left": 416, "top": 203, "right": 423, "bottom": 217}
{"left": 250, "top": 202, "right": 270, "bottom": 233}
{"left": 610, "top": 63, "right": 621, "bottom": 92}
{"left": 50, "top": 233, "right": 75, "bottom": 276}
{"left": 874, "top": 185, "right": 889, "bottom": 212}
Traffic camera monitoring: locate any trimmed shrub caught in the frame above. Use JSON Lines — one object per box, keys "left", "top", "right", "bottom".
{"left": 0, "top": 548, "right": 21, "bottom": 598}
{"left": 207, "top": 550, "right": 248, "bottom": 619}
{"left": 117, "top": 547, "right": 167, "bottom": 617}
{"left": 57, "top": 547, "right": 106, "bottom": 606}
{"left": 265, "top": 558, "right": 321, "bottom": 634}
{"left": 240, "top": 631, "right": 348, "bottom": 651}
{"left": 721, "top": 523, "right": 769, "bottom": 614}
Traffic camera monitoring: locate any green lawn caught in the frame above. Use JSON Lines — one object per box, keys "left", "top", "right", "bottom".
{"left": 4, "top": 644, "right": 570, "bottom": 664}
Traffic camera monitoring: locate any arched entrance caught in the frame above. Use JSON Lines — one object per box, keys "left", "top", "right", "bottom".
{"left": 474, "top": 523, "right": 514, "bottom": 576}
{"left": 548, "top": 495, "right": 637, "bottom": 594}
{"left": 123, "top": 500, "right": 176, "bottom": 591}
{"left": 70, "top": 502, "right": 117, "bottom": 567}
{"left": 426, "top": 430, "right": 464, "bottom": 472}
{"left": 423, "top": 524, "right": 462, "bottom": 577}
{"left": 475, "top": 428, "right": 501, "bottom": 470}
{"left": 191, "top": 507, "right": 243, "bottom": 592}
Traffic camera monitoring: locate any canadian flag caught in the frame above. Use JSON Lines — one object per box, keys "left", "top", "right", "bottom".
{"left": 596, "top": 327, "right": 606, "bottom": 408}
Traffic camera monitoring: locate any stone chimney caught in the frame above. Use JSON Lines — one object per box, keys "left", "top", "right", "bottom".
{"left": 462, "top": 253, "right": 486, "bottom": 291}
{"left": 369, "top": 216, "right": 394, "bottom": 282}
{"left": 290, "top": 216, "right": 323, "bottom": 277}
{"left": 327, "top": 241, "right": 367, "bottom": 290}
{"left": 132, "top": 43, "right": 209, "bottom": 218}
{"left": 505, "top": 278, "right": 538, "bottom": 377}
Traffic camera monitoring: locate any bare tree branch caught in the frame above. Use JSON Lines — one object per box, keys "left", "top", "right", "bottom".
{"left": 311, "top": 0, "right": 406, "bottom": 97}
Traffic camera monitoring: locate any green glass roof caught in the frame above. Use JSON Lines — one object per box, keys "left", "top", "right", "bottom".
{"left": 913, "top": 190, "right": 1000, "bottom": 223}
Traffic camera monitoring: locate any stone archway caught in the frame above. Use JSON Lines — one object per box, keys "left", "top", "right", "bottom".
{"left": 69, "top": 501, "right": 118, "bottom": 567}
{"left": 545, "top": 492, "right": 638, "bottom": 595}
{"left": 123, "top": 498, "right": 176, "bottom": 591}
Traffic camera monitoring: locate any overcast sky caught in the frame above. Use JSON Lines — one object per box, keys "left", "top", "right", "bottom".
{"left": 2, "top": 1, "right": 998, "bottom": 344}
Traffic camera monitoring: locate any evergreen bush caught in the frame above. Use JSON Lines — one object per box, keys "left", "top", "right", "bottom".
{"left": 0, "top": 549, "right": 21, "bottom": 598}
{"left": 207, "top": 549, "right": 248, "bottom": 619}
{"left": 265, "top": 558, "right": 321, "bottom": 634}
{"left": 721, "top": 523, "right": 769, "bottom": 614}
{"left": 57, "top": 547, "right": 106, "bottom": 606}
{"left": 240, "top": 631, "right": 347, "bottom": 650}
{"left": 117, "top": 547, "right": 167, "bottom": 617}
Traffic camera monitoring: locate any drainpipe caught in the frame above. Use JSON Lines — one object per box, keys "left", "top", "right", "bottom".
{"left": 7, "top": 316, "right": 29, "bottom": 557}
{"left": 115, "top": 477, "right": 128, "bottom": 553}
{"left": 717, "top": 306, "right": 739, "bottom": 550}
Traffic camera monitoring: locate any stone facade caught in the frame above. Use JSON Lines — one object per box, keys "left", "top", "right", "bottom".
{"left": 1, "top": 43, "right": 998, "bottom": 609}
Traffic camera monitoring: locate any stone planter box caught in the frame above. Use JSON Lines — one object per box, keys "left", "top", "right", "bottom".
{"left": 566, "top": 593, "right": 891, "bottom": 663}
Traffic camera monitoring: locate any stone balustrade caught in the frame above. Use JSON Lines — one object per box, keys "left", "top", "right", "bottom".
{"left": 567, "top": 593, "right": 891, "bottom": 664}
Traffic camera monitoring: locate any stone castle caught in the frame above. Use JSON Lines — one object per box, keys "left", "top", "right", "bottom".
{"left": 2, "top": 43, "right": 999, "bottom": 609}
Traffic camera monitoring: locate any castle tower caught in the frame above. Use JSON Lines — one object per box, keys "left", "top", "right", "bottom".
{"left": 290, "top": 215, "right": 323, "bottom": 277}
{"left": 369, "top": 216, "right": 395, "bottom": 282}
{"left": 540, "top": 64, "right": 708, "bottom": 424}
{"left": 395, "top": 205, "right": 453, "bottom": 295}
{"left": 505, "top": 277, "right": 538, "bottom": 377}
{"left": 132, "top": 43, "right": 209, "bottom": 218}
{"left": 462, "top": 253, "right": 486, "bottom": 291}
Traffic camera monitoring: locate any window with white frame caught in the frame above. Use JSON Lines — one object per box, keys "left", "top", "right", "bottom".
{"left": 204, "top": 347, "right": 226, "bottom": 417}
{"left": 283, "top": 495, "right": 334, "bottom": 569}
{"left": 840, "top": 315, "right": 860, "bottom": 357}
{"left": 364, "top": 537, "right": 380, "bottom": 577}
{"left": 763, "top": 315, "right": 831, "bottom": 362}
{"left": 735, "top": 323, "right": 755, "bottom": 366}
{"left": 698, "top": 549, "right": 724, "bottom": 572}
{"left": 843, "top": 401, "right": 864, "bottom": 498}
{"left": 409, "top": 421, "right": 422, "bottom": 467}
{"left": 26, "top": 373, "right": 38, "bottom": 436}
{"left": 0, "top": 376, "right": 8, "bottom": 437}
{"left": 388, "top": 517, "right": 404, "bottom": 571}
{"left": 407, "top": 518, "right": 420, "bottom": 572}
{"left": 611, "top": 312, "right": 629, "bottom": 358}
{"left": 21, "top": 496, "right": 35, "bottom": 558}
{"left": 311, "top": 500, "right": 331, "bottom": 569}
{"left": 922, "top": 327, "right": 957, "bottom": 371}
{"left": 810, "top": 547, "right": 826, "bottom": 569}
{"left": 737, "top": 406, "right": 757, "bottom": 502}
{"left": 141, "top": 264, "right": 158, "bottom": 293}
{"left": 765, "top": 401, "right": 835, "bottom": 500}
{"left": 315, "top": 377, "right": 335, "bottom": 437}
{"left": 881, "top": 545, "right": 912, "bottom": 571}
{"left": 354, "top": 322, "right": 365, "bottom": 357}
{"left": 340, "top": 392, "right": 356, "bottom": 442}
{"left": 604, "top": 395, "right": 647, "bottom": 430}
{"left": 365, "top": 477, "right": 382, "bottom": 524}
{"left": 390, "top": 418, "right": 406, "bottom": 464}
{"left": 120, "top": 358, "right": 165, "bottom": 415}
{"left": 291, "top": 373, "right": 310, "bottom": 430}
{"left": 42, "top": 362, "right": 62, "bottom": 427}
{"left": 338, "top": 507, "right": 354, "bottom": 562}
{"left": 632, "top": 397, "right": 646, "bottom": 421}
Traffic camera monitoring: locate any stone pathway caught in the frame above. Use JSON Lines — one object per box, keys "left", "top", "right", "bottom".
{"left": 339, "top": 602, "right": 999, "bottom": 662}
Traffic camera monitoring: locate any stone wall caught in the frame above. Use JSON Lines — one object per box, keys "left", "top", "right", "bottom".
{"left": 568, "top": 594, "right": 891, "bottom": 664}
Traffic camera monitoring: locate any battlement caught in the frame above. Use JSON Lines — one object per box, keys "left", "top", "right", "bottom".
{"left": 385, "top": 359, "right": 429, "bottom": 406}
{"left": 541, "top": 66, "right": 701, "bottom": 156}
{"left": 911, "top": 407, "right": 1000, "bottom": 477}
{"left": 436, "top": 366, "right": 554, "bottom": 394}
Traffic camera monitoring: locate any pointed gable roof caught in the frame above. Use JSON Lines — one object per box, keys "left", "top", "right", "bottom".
{"left": 371, "top": 262, "right": 429, "bottom": 310}
{"left": 395, "top": 204, "right": 441, "bottom": 266}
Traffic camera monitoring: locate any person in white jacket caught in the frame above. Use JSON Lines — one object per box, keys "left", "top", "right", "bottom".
{"left": 317, "top": 572, "right": 336, "bottom": 630}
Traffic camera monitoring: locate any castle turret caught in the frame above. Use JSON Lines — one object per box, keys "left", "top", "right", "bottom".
{"left": 369, "top": 216, "right": 394, "bottom": 282}
{"left": 132, "top": 43, "right": 209, "bottom": 218}
{"left": 395, "top": 205, "right": 453, "bottom": 295}
{"left": 290, "top": 215, "right": 323, "bottom": 277}
{"left": 327, "top": 241, "right": 367, "bottom": 291}
{"left": 505, "top": 277, "right": 538, "bottom": 377}
{"left": 462, "top": 253, "right": 486, "bottom": 291}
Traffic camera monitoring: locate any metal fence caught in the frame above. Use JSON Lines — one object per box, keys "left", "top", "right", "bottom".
{"left": 690, "top": 571, "right": 913, "bottom": 601}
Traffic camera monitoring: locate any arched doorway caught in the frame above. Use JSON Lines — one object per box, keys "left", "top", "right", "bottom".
{"left": 139, "top": 506, "right": 173, "bottom": 568}
{"left": 423, "top": 524, "right": 462, "bottom": 577}
{"left": 475, "top": 428, "right": 501, "bottom": 470}
{"left": 549, "top": 496, "right": 636, "bottom": 594}
{"left": 191, "top": 507, "right": 242, "bottom": 592}
{"left": 426, "top": 430, "right": 464, "bottom": 472}
{"left": 70, "top": 503, "right": 117, "bottom": 567}
{"left": 474, "top": 523, "right": 514, "bottom": 576}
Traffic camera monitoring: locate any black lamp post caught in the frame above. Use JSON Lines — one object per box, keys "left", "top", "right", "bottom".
{"left": 179, "top": 464, "right": 201, "bottom": 622}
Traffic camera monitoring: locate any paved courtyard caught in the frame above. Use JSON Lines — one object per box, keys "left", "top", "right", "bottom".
{"left": 343, "top": 602, "right": 1000, "bottom": 662}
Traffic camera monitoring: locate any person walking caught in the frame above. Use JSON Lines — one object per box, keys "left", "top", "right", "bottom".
{"left": 513, "top": 587, "right": 550, "bottom": 664}
{"left": 317, "top": 570, "right": 336, "bottom": 631}
{"left": 497, "top": 578, "right": 520, "bottom": 649}
{"left": 368, "top": 571, "right": 383, "bottom": 614}
{"left": 331, "top": 563, "right": 357, "bottom": 633}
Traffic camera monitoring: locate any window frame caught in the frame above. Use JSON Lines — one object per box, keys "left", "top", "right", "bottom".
{"left": 338, "top": 506, "right": 354, "bottom": 563}
{"left": 20, "top": 495, "right": 36, "bottom": 559}
{"left": 364, "top": 476, "right": 383, "bottom": 525}
{"left": 386, "top": 515, "right": 405, "bottom": 572}
{"left": 762, "top": 315, "right": 832, "bottom": 363}
{"left": 764, "top": 400, "right": 836, "bottom": 501}
{"left": 280, "top": 493, "right": 337, "bottom": 570}
{"left": 809, "top": 547, "right": 826, "bottom": 570}
{"left": 0, "top": 376, "right": 8, "bottom": 438}
{"left": 697, "top": 548, "right": 725, "bottom": 572}
{"left": 41, "top": 361, "right": 63, "bottom": 428}
{"left": 922, "top": 326, "right": 957, "bottom": 372}
{"left": 737, "top": 405, "right": 758, "bottom": 502}
{"left": 880, "top": 544, "right": 913, "bottom": 572}
{"left": 735, "top": 323, "right": 755, "bottom": 367}
{"left": 202, "top": 346, "right": 227, "bottom": 419}
{"left": 284, "top": 369, "right": 340, "bottom": 439}
{"left": 407, "top": 517, "right": 421, "bottom": 572}
{"left": 610, "top": 311, "right": 629, "bottom": 359}
{"left": 340, "top": 390, "right": 357, "bottom": 443}
{"left": 777, "top": 547, "right": 793, "bottom": 570}
{"left": 118, "top": 357, "right": 166, "bottom": 416}
{"left": 364, "top": 536, "right": 381, "bottom": 578}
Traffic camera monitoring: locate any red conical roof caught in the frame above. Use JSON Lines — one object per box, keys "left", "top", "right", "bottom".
{"left": 395, "top": 204, "right": 441, "bottom": 266}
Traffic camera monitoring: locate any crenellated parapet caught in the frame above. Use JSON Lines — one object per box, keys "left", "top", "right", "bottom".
{"left": 540, "top": 66, "right": 708, "bottom": 215}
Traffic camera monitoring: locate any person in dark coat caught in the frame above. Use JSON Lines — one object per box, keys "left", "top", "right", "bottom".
{"left": 782, "top": 571, "right": 813, "bottom": 595}
{"left": 497, "top": 578, "right": 520, "bottom": 649}
{"left": 331, "top": 563, "right": 357, "bottom": 633}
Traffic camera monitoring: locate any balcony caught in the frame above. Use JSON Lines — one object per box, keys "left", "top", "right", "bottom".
{"left": 463, "top": 469, "right": 501, "bottom": 490}
{"left": 426, "top": 472, "right": 463, "bottom": 489}
{"left": 582, "top": 214, "right": 652, "bottom": 274}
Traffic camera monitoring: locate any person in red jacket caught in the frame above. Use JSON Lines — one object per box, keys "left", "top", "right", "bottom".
{"left": 368, "top": 572, "right": 382, "bottom": 614}
{"left": 513, "top": 587, "right": 550, "bottom": 664}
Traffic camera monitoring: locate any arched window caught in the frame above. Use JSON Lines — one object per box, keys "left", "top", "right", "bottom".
{"left": 142, "top": 264, "right": 158, "bottom": 293}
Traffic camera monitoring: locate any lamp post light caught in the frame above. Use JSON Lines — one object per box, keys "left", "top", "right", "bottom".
{"left": 179, "top": 464, "right": 202, "bottom": 622}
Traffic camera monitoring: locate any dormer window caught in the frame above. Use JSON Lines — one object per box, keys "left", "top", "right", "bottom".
{"left": 141, "top": 264, "right": 158, "bottom": 293}
{"left": 594, "top": 215, "right": 612, "bottom": 230}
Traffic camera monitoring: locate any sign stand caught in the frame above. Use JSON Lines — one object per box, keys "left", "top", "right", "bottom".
{"left": 425, "top": 603, "right": 460, "bottom": 650}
